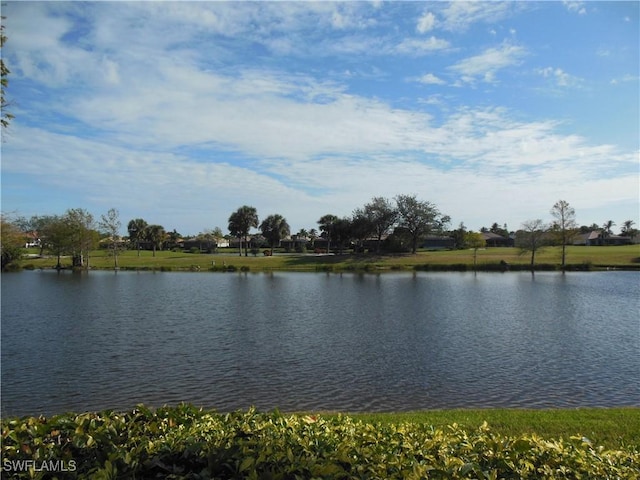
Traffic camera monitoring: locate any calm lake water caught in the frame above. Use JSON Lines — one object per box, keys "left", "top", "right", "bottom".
{"left": 1, "top": 270, "right": 639, "bottom": 417}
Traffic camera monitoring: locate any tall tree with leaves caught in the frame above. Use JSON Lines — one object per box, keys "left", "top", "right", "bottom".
{"left": 332, "top": 217, "right": 354, "bottom": 255}
{"left": 621, "top": 220, "right": 638, "bottom": 240}
{"left": 516, "top": 219, "right": 547, "bottom": 269}
{"left": 395, "top": 194, "right": 447, "bottom": 254}
{"left": 145, "top": 224, "right": 166, "bottom": 257}
{"left": 40, "top": 215, "right": 74, "bottom": 269}
{"left": 362, "top": 197, "right": 398, "bottom": 253}
{"left": 550, "top": 200, "right": 578, "bottom": 269}
{"left": 308, "top": 228, "right": 318, "bottom": 248}
{"left": 128, "top": 218, "right": 148, "bottom": 256}
{"left": 602, "top": 220, "right": 616, "bottom": 240}
{"left": 317, "top": 214, "right": 339, "bottom": 254}
{"left": 464, "top": 231, "right": 486, "bottom": 270}
{"left": 260, "top": 214, "right": 290, "bottom": 254}
{"left": 228, "top": 206, "right": 258, "bottom": 257}
{"left": 67, "top": 208, "right": 98, "bottom": 269}
{"left": 99, "top": 208, "right": 122, "bottom": 269}
{"left": 1, "top": 215, "right": 24, "bottom": 270}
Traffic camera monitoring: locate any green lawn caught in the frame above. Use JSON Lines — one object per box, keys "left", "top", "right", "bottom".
{"left": 19, "top": 244, "right": 640, "bottom": 272}
{"left": 342, "top": 407, "right": 640, "bottom": 450}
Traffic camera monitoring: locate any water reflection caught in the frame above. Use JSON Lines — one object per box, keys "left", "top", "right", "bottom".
{"left": 2, "top": 270, "right": 639, "bottom": 416}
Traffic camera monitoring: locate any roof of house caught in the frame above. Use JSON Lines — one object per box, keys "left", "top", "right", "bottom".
{"left": 481, "top": 232, "right": 508, "bottom": 240}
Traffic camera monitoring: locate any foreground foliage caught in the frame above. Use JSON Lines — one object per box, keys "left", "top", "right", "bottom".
{"left": 2, "top": 405, "right": 639, "bottom": 479}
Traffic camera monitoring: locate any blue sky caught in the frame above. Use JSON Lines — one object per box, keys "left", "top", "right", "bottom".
{"left": 2, "top": 1, "right": 638, "bottom": 236}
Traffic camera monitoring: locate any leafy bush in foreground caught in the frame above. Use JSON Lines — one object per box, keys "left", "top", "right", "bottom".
{"left": 2, "top": 405, "right": 638, "bottom": 479}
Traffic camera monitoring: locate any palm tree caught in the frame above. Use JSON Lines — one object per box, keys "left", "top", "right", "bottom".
{"left": 145, "top": 224, "right": 165, "bottom": 257}
{"left": 260, "top": 214, "right": 290, "bottom": 254}
{"left": 308, "top": 228, "right": 318, "bottom": 248}
{"left": 621, "top": 220, "right": 636, "bottom": 238}
{"left": 228, "top": 206, "right": 259, "bottom": 257}
{"left": 127, "top": 218, "right": 148, "bottom": 256}
{"left": 603, "top": 220, "right": 615, "bottom": 236}
{"left": 601, "top": 220, "right": 616, "bottom": 244}
{"left": 317, "top": 214, "right": 338, "bottom": 254}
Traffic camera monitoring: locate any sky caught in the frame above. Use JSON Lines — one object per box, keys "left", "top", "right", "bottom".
{"left": 1, "top": 1, "right": 638, "bottom": 236}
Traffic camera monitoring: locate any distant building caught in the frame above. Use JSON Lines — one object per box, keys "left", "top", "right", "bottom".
{"left": 480, "top": 232, "right": 514, "bottom": 247}
{"left": 573, "top": 230, "right": 634, "bottom": 246}
{"left": 421, "top": 235, "right": 455, "bottom": 250}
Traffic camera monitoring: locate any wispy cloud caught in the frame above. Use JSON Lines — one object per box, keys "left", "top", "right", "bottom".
{"left": 393, "top": 36, "right": 451, "bottom": 56}
{"left": 449, "top": 43, "right": 527, "bottom": 83}
{"left": 610, "top": 74, "right": 639, "bottom": 85}
{"left": 536, "top": 67, "right": 583, "bottom": 88}
{"left": 438, "top": 1, "right": 518, "bottom": 31}
{"left": 563, "top": 1, "right": 587, "bottom": 15}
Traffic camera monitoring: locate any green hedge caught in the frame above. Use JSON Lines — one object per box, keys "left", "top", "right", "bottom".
{"left": 2, "top": 405, "right": 638, "bottom": 479}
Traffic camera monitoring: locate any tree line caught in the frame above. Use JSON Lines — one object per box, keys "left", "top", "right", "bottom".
{"left": 226, "top": 195, "right": 449, "bottom": 257}
{"left": 1, "top": 196, "right": 637, "bottom": 271}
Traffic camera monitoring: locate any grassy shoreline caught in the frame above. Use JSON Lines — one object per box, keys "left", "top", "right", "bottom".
{"left": 344, "top": 407, "right": 640, "bottom": 450}
{"left": 3, "top": 406, "right": 638, "bottom": 450}
{"left": 2, "top": 405, "right": 638, "bottom": 479}
{"left": 16, "top": 244, "right": 640, "bottom": 273}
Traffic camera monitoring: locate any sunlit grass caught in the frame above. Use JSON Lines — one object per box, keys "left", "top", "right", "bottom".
{"left": 19, "top": 244, "right": 640, "bottom": 271}
{"left": 341, "top": 407, "right": 640, "bottom": 450}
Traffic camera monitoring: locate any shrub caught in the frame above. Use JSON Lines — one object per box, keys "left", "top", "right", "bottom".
{"left": 2, "top": 406, "right": 638, "bottom": 479}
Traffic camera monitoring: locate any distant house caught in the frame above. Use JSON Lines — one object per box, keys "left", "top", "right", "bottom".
{"left": 421, "top": 235, "right": 455, "bottom": 250}
{"left": 573, "top": 230, "right": 634, "bottom": 246}
{"left": 481, "top": 232, "right": 514, "bottom": 247}
{"left": 573, "top": 231, "right": 602, "bottom": 246}
{"left": 229, "top": 235, "right": 266, "bottom": 250}
{"left": 280, "top": 236, "right": 310, "bottom": 251}
{"left": 24, "top": 231, "right": 40, "bottom": 248}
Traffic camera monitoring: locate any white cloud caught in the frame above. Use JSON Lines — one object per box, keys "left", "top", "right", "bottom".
{"left": 439, "top": 1, "right": 517, "bottom": 31}
{"left": 417, "top": 73, "right": 446, "bottom": 85}
{"left": 610, "top": 74, "right": 639, "bottom": 85}
{"left": 563, "top": 1, "right": 587, "bottom": 15}
{"left": 449, "top": 43, "right": 527, "bottom": 83}
{"left": 536, "top": 67, "right": 582, "bottom": 88}
{"left": 416, "top": 11, "right": 437, "bottom": 33}
{"left": 393, "top": 36, "right": 451, "bottom": 56}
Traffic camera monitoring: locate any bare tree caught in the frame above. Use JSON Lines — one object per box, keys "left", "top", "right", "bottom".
{"left": 99, "top": 208, "right": 122, "bottom": 269}
{"left": 550, "top": 200, "right": 577, "bottom": 269}
{"left": 516, "top": 219, "right": 547, "bottom": 269}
